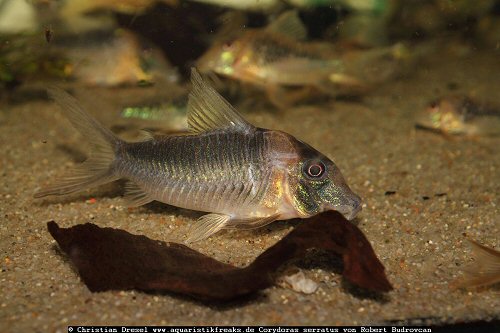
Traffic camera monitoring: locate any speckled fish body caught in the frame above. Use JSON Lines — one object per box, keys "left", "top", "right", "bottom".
{"left": 119, "top": 129, "right": 299, "bottom": 220}
{"left": 35, "top": 69, "right": 361, "bottom": 242}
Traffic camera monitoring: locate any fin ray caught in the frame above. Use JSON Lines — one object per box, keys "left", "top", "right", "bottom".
{"left": 266, "top": 10, "right": 307, "bottom": 40}
{"left": 34, "top": 88, "right": 121, "bottom": 198}
{"left": 123, "top": 181, "right": 153, "bottom": 207}
{"left": 185, "top": 213, "right": 231, "bottom": 243}
{"left": 47, "top": 87, "right": 118, "bottom": 152}
{"left": 451, "top": 239, "right": 500, "bottom": 289}
{"left": 34, "top": 164, "right": 117, "bottom": 197}
{"left": 134, "top": 129, "right": 155, "bottom": 142}
{"left": 187, "top": 68, "right": 254, "bottom": 134}
{"left": 225, "top": 214, "right": 280, "bottom": 230}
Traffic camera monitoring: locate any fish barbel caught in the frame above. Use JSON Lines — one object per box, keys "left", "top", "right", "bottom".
{"left": 35, "top": 68, "right": 361, "bottom": 242}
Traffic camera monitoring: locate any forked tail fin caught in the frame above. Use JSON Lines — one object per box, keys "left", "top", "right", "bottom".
{"left": 34, "top": 88, "right": 121, "bottom": 198}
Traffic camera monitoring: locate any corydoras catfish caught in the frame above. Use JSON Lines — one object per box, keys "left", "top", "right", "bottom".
{"left": 415, "top": 95, "right": 500, "bottom": 136}
{"left": 197, "top": 11, "right": 408, "bottom": 107}
{"left": 35, "top": 69, "right": 361, "bottom": 242}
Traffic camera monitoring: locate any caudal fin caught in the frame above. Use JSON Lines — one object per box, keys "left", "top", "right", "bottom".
{"left": 34, "top": 88, "right": 121, "bottom": 198}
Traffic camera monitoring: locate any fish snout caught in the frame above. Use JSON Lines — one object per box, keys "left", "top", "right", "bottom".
{"left": 330, "top": 192, "right": 362, "bottom": 221}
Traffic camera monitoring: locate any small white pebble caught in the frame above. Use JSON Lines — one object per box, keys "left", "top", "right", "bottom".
{"left": 282, "top": 271, "right": 318, "bottom": 294}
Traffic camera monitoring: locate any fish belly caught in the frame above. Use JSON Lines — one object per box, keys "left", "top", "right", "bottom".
{"left": 116, "top": 130, "right": 281, "bottom": 219}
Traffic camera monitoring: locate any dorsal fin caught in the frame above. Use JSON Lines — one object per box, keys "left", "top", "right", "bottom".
{"left": 266, "top": 10, "right": 307, "bottom": 41}
{"left": 214, "top": 11, "right": 248, "bottom": 43}
{"left": 187, "top": 68, "right": 254, "bottom": 134}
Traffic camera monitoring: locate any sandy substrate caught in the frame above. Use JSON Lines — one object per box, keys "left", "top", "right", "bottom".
{"left": 1, "top": 41, "right": 499, "bottom": 331}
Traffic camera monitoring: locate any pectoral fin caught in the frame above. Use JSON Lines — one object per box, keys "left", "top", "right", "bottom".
{"left": 185, "top": 213, "right": 231, "bottom": 243}
{"left": 226, "top": 214, "right": 280, "bottom": 230}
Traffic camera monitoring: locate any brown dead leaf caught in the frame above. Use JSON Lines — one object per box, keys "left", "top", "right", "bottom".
{"left": 47, "top": 211, "right": 392, "bottom": 301}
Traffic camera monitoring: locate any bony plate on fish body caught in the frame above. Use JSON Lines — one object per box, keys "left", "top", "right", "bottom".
{"left": 35, "top": 68, "right": 361, "bottom": 243}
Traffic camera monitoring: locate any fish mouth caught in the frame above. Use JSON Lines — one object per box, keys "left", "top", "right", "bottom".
{"left": 328, "top": 194, "right": 362, "bottom": 221}
{"left": 340, "top": 203, "right": 362, "bottom": 220}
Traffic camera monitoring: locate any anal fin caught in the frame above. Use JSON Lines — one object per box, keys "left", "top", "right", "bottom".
{"left": 123, "top": 181, "right": 153, "bottom": 207}
{"left": 185, "top": 213, "right": 231, "bottom": 243}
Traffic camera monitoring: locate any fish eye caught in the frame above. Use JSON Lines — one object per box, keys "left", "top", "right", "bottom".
{"left": 303, "top": 161, "right": 326, "bottom": 179}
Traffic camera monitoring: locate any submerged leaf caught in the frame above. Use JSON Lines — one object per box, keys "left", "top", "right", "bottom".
{"left": 47, "top": 211, "right": 392, "bottom": 301}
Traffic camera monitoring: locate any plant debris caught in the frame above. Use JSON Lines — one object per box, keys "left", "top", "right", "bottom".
{"left": 47, "top": 211, "right": 392, "bottom": 301}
